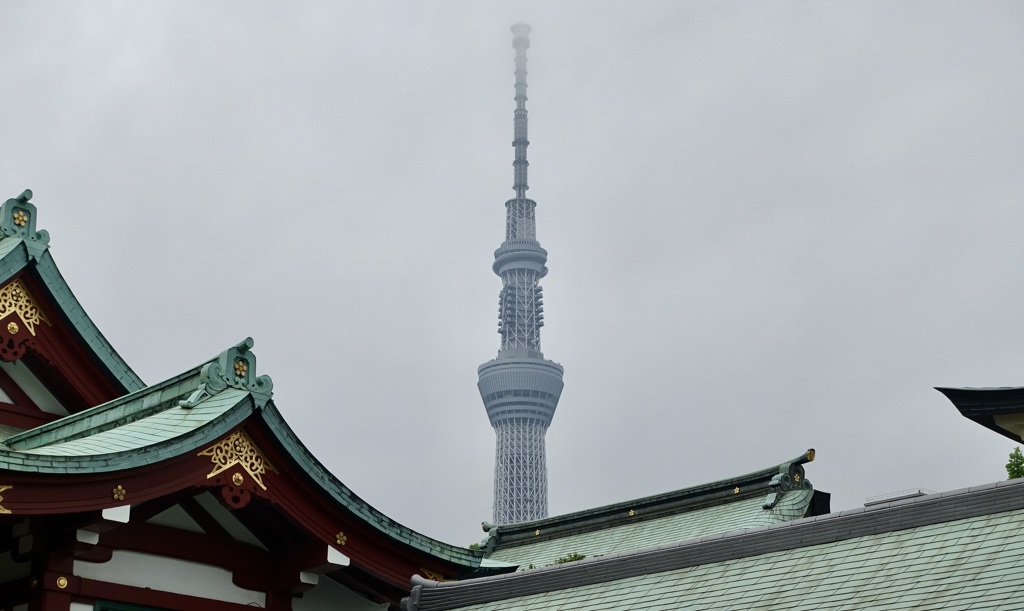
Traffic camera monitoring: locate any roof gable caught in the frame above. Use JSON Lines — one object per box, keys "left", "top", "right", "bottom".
{"left": 0, "top": 338, "right": 511, "bottom": 601}
{"left": 0, "top": 190, "right": 143, "bottom": 429}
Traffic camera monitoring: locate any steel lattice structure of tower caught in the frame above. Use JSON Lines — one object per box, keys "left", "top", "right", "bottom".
{"left": 478, "top": 24, "right": 565, "bottom": 525}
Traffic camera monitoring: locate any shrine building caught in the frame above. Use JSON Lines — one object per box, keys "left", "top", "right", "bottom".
{"left": 0, "top": 190, "right": 514, "bottom": 610}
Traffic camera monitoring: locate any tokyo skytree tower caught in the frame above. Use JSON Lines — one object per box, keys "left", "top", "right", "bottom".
{"left": 477, "top": 24, "right": 565, "bottom": 525}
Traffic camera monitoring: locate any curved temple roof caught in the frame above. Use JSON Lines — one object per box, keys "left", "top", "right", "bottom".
{"left": 0, "top": 336, "right": 498, "bottom": 572}
{"left": 0, "top": 190, "right": 144, "bottom": 396}
{"left": 478, "top": 450, "right": 826, "bottom": 568}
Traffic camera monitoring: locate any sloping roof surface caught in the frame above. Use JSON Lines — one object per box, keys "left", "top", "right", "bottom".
{"left": 0, "top": 363, "right": 242, "bottom": 472}
{"left": 17, "top": 389, "right": 246, "bottom": 456}
{"left": 408, "top": 479, "right": 1024, "bottom": 611}
{"left": 482, "top": 451, "right": 821, "bottom": 569}
{"left": 487, "top": 488, "right": 814, "bottom": 568}
{"left": 455, "top": 507, "right": 1024, "bottom": 610}
{"left": 0, "top": 339, "right": 497, "bottom": 572}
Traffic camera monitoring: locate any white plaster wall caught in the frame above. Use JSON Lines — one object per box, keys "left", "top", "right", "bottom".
{"left": 74, "top": 550, "right": 266, "bottom": 607}
{"left": 292, "top": 575, "right": 387, "bottom": 611}
{"left": 0, "top": 360, "right": 66, "bottom": 415}
{"left": 69, "top": 603, "right": 92, "bottom": 611}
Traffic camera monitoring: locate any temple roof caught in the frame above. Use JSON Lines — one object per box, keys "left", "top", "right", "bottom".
{"left": 0, "top": 191, "right": 144, "bottom": 397}
{"left": 480, "top": 450, "right": 827, "bottom": 568}
{"left": 406, "top": 478, "right": 1024, "bottom": 610}
{"left": 0, "top": 337, "right": 498, "bottom": 572}
{"left": 936, "top": 386, "right": 1024, "bottom": 442}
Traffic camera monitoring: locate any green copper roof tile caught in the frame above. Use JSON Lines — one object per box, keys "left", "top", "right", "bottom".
{"left": 18, "top": 390, "right": 248, "bottom": 456}
{"left": 445, "top": 506, "right": 1024, "bottom": 611}
{"left": 0, "top": 236, "right": 24, "bottom": 259}
{"left": 0, "top": 236, "right": 143, "bottom": 393}
{"left": 487, "top": 488, "right": 815, "bottom": 568}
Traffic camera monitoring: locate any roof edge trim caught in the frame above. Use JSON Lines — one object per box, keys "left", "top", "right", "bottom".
{"left": 256, "top": 402, "right": 494, "bottom": 571}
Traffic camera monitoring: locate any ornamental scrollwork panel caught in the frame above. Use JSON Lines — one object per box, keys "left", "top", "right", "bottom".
{"left": 198, "top": 430, "right": 278, "bottom": 491}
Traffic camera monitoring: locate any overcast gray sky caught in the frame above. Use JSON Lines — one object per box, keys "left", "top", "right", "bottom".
{"left": 2, "top": 2, "right": 1023, "bottom": 547}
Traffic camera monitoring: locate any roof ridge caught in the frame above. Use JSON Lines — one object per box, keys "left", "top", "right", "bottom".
{"left": 3, "top": 361, "right": 205, "bottom": 450}
{"left": 481, "top": 449, "right": 815, "bottom": 550}
{"left": 4, "top": 338, "right": 275, "bottom": 451}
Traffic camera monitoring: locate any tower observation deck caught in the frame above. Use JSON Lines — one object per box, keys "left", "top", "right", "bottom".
{"left": 478, "top": 24, "right": 565, "bottom": 525}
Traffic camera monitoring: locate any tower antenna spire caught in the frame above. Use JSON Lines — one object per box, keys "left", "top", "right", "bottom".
{"left": 478, "top": 24, "right": 565, "bottom": 525}
{"left": 511, "top": 23, "right": 531, "bottom": 198}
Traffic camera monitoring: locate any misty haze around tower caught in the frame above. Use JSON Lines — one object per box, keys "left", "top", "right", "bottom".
{"left": 478, "top": 24, "right": 564, "bottom": 525}
{"left": 3, "top": 3, "right": 1023, "bottom": 548}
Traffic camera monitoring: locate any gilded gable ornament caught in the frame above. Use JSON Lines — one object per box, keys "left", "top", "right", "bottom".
{"left": 198, "top": 430, "right": 278, "bottom": 491}
{"left": 0, "top": 279, "right": 50, "bottom": 336}
{"left": 0, "top": 484, "right": 11, "bottom": 514}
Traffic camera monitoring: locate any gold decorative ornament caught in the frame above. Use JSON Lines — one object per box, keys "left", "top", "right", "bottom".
{"left": 421, "top": 568, "right": 452, "bottom": 582}
{"left": 534, "top": 529, "right": 541, "bottom": 536}
{"left": 628, "top": 509, "right": 635, "bottom": 517}
{"left": 112, "top": 485, "right": 126, "bottom": 501}
{"left": 0, "top": 279, "right": 50, "bottom": 336}
{"left": 6, "top": 322, "right": 16, "bottom": 335}
{"left": 198, "top": 430, "right": 278, "bottom": 491}
{"left": 794, "top": 473, "right": 801, "bottom": 483}
{"left": 56, "top": 576, "right": 68, "bottom": 589}
{"left": 734, "top": 487, "right": 740, "bottom": 494}
{"left": 806, "top": 449, "right": 816, "bottom": 462}
{"left": 234, "top": 360, "right": 248, "bottom": 377}
{"left": 12, "top": 210, "right": 27, "bottom": 227}
{"left": 336, "top": 531, "right": 347, "bottom": 546}
{"left": 0, "top": 484, "right": 11, "bottom": 514}
{"left": 232, "top": 472, "right": 244, "bottom": 486}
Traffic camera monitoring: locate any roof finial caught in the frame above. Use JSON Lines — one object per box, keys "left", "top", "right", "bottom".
{"left": 511, "top": 24, "right": 531, "bottom": 198}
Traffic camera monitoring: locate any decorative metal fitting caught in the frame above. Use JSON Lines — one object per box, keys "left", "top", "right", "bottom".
{"left": 734, "top": 487, "right": 740, "bottom": 494}
{"left": 336, "top": 531, "right": 347, "bottom": 546}
{"left": 534, "top": 529, "right": 541, "bottom": 536}
{"left": 12, "top": 211, "right": 27, "bottom": 227}
{"left": 179, "top": 338, "right": 273, "bottom": 409}
{"left": 231, "top": 472, "right": 244, "bottom": 486}
{"left": 56, "top": 576, "right": 68, "bottom": 589}
{"left": 112, "top": 485, "right": 126, "bottom": 501}
{"left": 6, "top": 322, "right": 16, "bottom": 334}
{"left": 198, "top": 430, "right": 277, "bottom": 491}
{"left": 628, "top": 509, "right": 635, "bottom": 517}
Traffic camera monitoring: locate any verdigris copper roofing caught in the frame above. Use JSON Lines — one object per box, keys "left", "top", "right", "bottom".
{"left": 404, "top": 479, "right": 1024, "bottom": 610}
{"left": 479, "top": 450, "right": 825, "bottom": 568}
{"left": 0, "top": 338, "right": 496, "bottom": 570}
{"left": 0, "top": 190, "right": 144, "bottom": 393}
{"left": 478, "top": 24, "right": 565, "bottom": 525}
